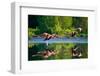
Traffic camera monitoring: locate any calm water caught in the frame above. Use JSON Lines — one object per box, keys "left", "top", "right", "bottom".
{"left": 28, "top": 37, "right": 88, "bottom": 44}
{"left": 28, "top": 43, "right": 88, "bottom": 60}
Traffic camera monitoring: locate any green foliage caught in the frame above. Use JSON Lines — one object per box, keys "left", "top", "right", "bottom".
{"left": 28, "top": 15, "right": 88, "bottom": 60}
{"left": 36, "top": 16, "right": 55, "bottom": 34}
{"left": 28, "top": 15, "right": 88, "bottom": 38}
{"left": 81, "top": 17, "right": 88, "bottom": 34}
{"left": 61, "top": 16, "right": 72, "bottom": 29}
{"left": 72, "top": 17, "right": 88, "bottom": 34}
{"left": 28, "top": 28, "right": 39, "bottom": 39}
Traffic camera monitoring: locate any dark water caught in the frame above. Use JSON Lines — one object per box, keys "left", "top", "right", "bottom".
{"left": 29, "top": 37, "right": 87, "bottom": 44}
{"left": 28, "top": 37, "right": 88, "bottom": 61}
{"left": 28, "top": 43, "right": 88, "bottom": 60}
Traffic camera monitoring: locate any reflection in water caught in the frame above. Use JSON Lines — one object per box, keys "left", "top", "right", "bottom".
{"left": 45, "top": 41, "right": 48, "bottom": 46}
{"left": 28, "top": 43, "right": 88, "bottom": 61}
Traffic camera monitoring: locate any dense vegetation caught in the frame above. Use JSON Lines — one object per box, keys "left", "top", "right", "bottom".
{"left": 28, "top": 15, "right": 88, "bottom": 38}
{"left": 28, "top": 15, "right": 88, "bottom": 60}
